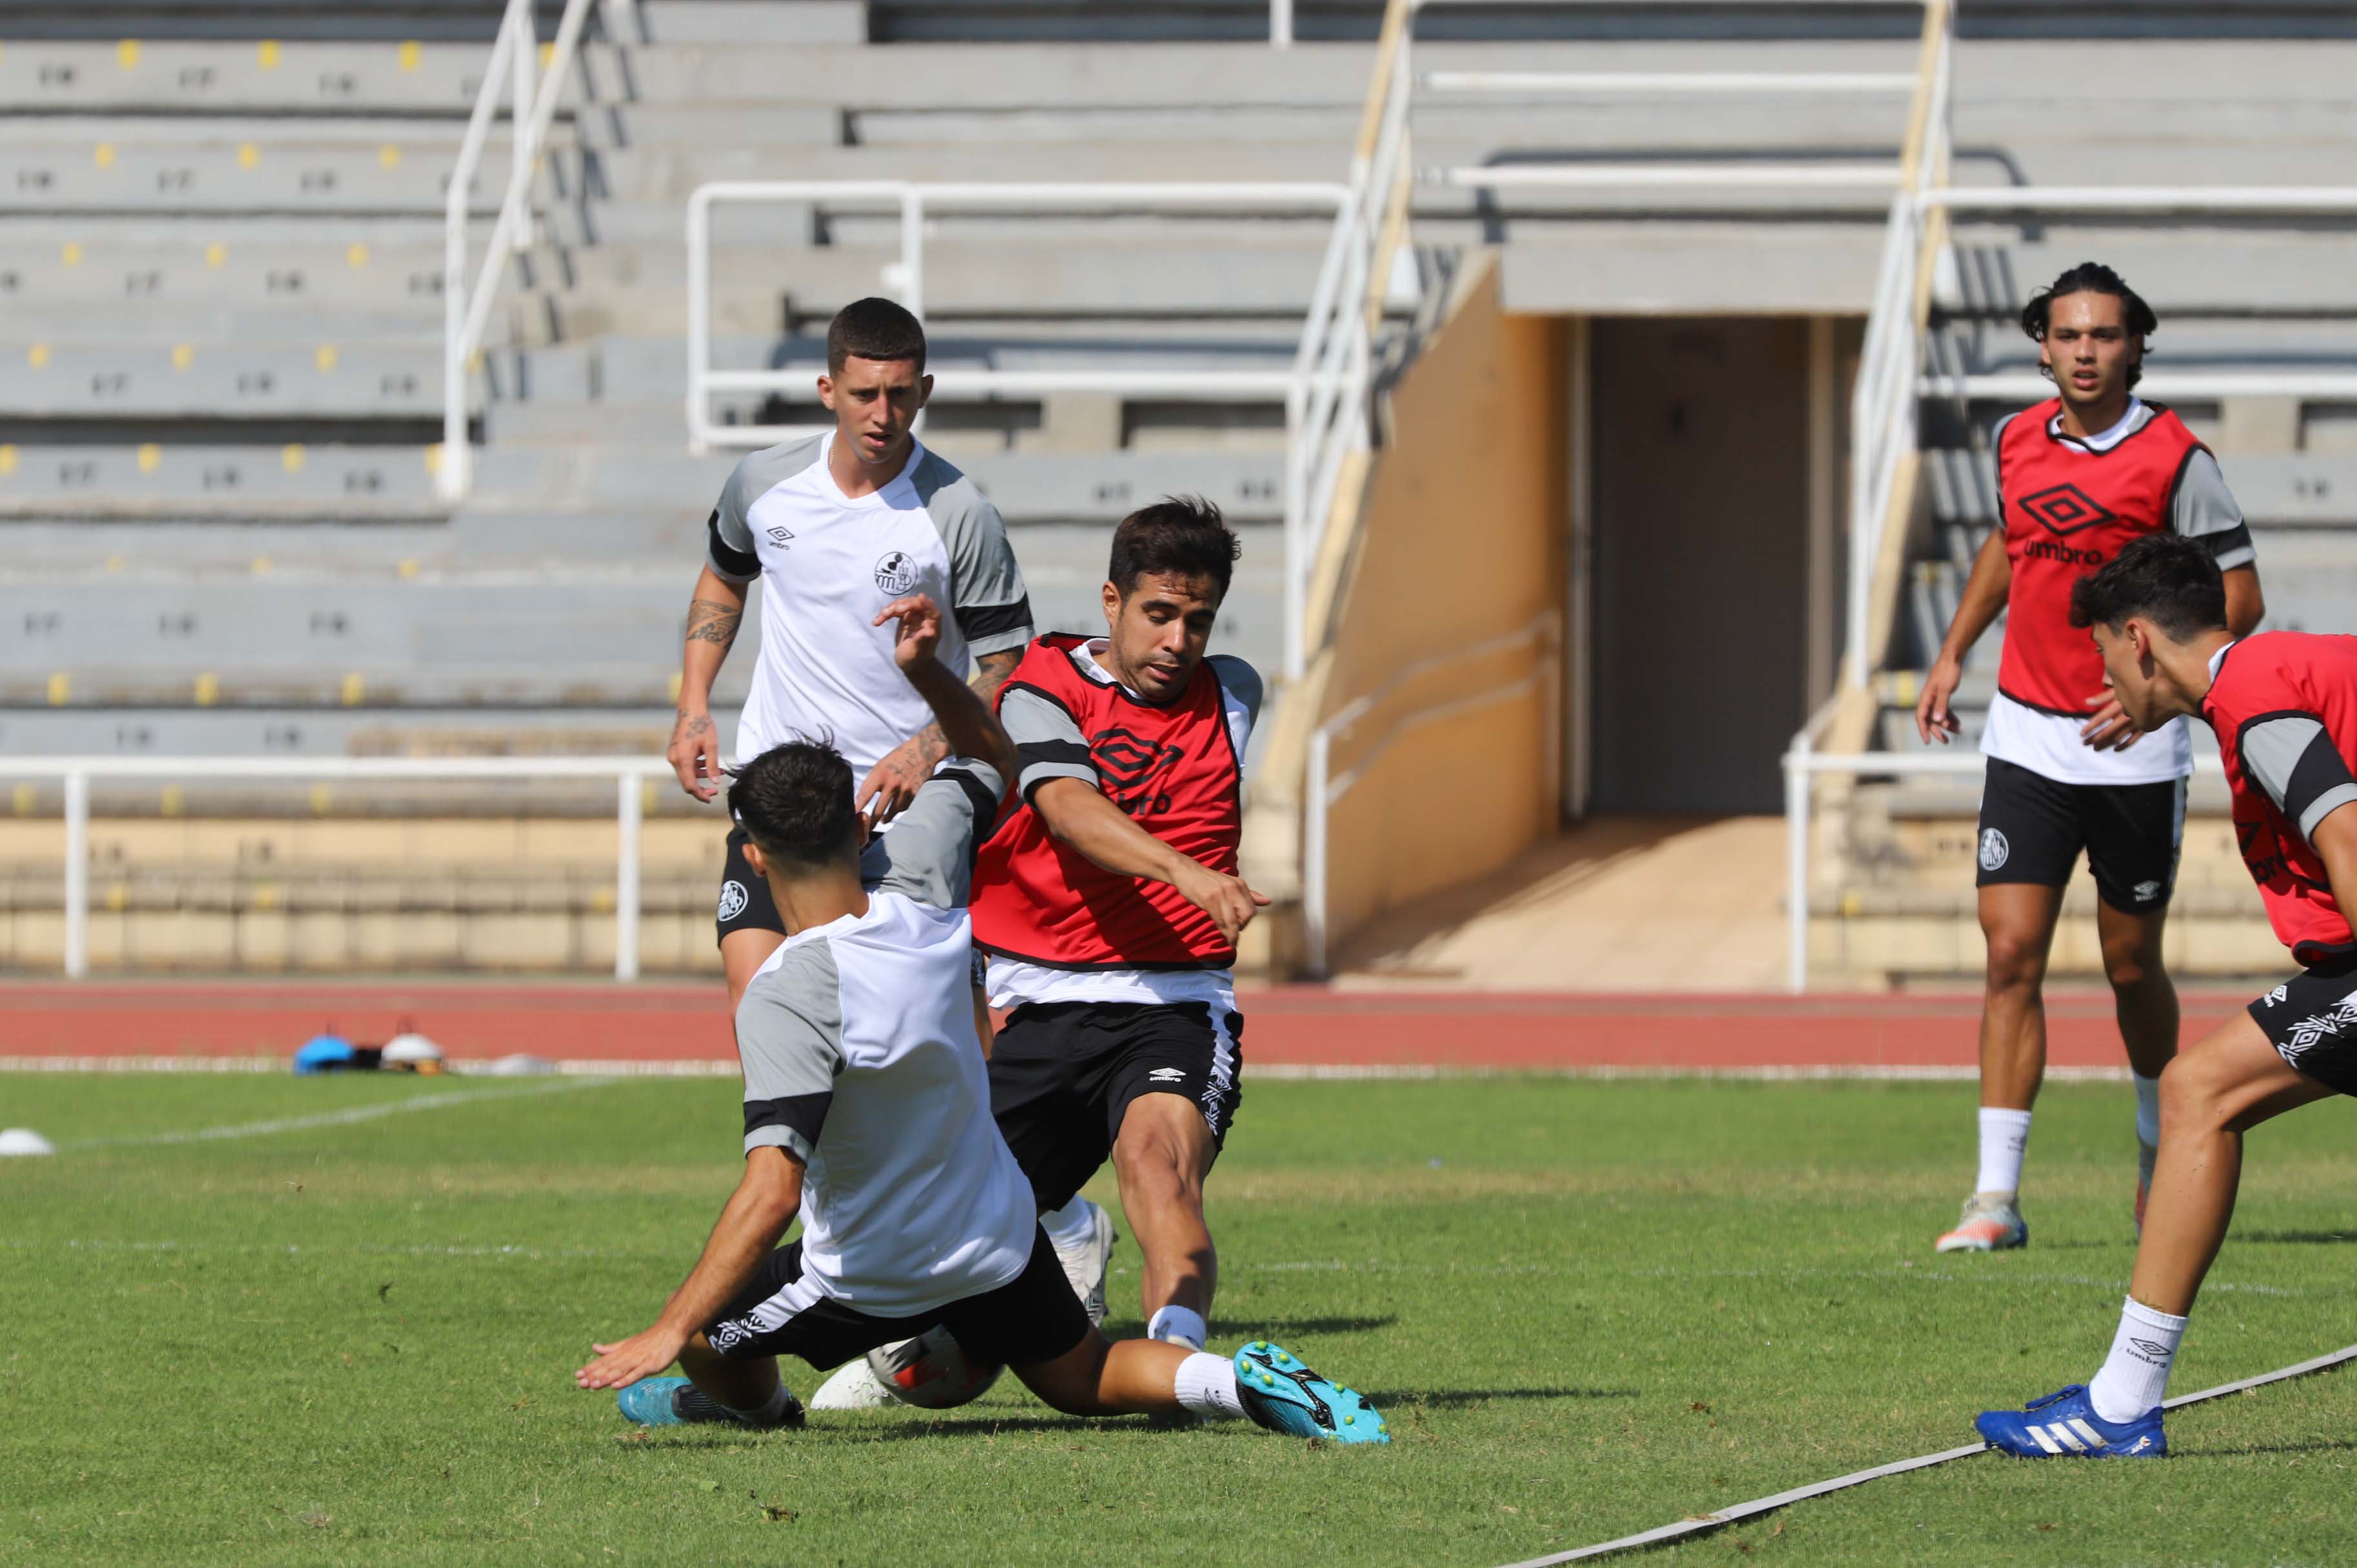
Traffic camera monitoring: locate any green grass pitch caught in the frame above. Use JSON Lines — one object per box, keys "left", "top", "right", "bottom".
{"left": 3, "top": 1070, "right": 2354, "bottom": 1565}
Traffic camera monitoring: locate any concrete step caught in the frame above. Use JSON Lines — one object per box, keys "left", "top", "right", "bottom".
{"left": 0, "top": 341, "right": 441, "bottom": 418}
{"left": 0, "top": 138, "right": 502, "bottom": 215}
{"left": 0, "top": 444, "right": 443, "bottom": 519}
{"left": 631, "top": 1, "right": 866, "bottom": 44}
{"left": 0, "top": 40, "right": 483, "bottom": 114}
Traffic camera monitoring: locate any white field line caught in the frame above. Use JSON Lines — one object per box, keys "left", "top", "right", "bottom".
{"left": 60, "top": 1077, "right": 617, "bottom": 1150}
{"left": 1495, "top": 1344, "right": 2357, "bottom": 1565}
{"left": 0, "top": 1058, "right": 2128, "bottom": 1083}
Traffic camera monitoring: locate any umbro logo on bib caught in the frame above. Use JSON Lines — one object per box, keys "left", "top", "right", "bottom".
{"left": 874, "top": 551, "right": 918, "bottom": 595}
{"left": 1978, "top": 828, "right": 2009, "bottom": 872}
{"left": 2018, "top": 482, "right": 2118, "bottom": 538}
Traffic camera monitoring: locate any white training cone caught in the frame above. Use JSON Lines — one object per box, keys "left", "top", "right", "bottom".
{"left": 0, "top": 1128, "right": 57, "bottom": 1157}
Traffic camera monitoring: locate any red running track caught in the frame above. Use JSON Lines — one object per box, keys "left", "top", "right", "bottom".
{"left": 0, "top": 981, "right": 2259, "bottom": 1070}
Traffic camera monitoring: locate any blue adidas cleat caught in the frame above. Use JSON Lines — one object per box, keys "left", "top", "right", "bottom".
{"left": 1233, "top": 1340, "right": 1388, "bottom": 1444}
{"left": 1976, "top": 1384, "right": 2165, "bottom": 1458}
{"left": 616, "top": 1377, "right": 804, "bottom": 1430}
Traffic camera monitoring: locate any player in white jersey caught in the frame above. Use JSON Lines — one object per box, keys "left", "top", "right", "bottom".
{"left": 664, "top": 297, "right": 1035, "bottom": 1014}
{"left": 577, "top": 596, "right": 1386, "bottom": 1447}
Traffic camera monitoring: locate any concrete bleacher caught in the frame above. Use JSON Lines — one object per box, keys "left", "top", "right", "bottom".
{"left": 5, "top": 6, "right": 2355, "bottom": 975}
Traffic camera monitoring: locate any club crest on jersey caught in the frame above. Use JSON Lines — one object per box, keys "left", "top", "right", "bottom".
{"left": 874, "top": 551, "right": 919, "bottom": 596}
{"left": 1978, "top": 828, "right": 2010, "bottom": 872}
{"left": 718, "top": 880, "right": 750, "bottom": 923}
{"left": 2018, "top": 482, "right": 2117, "bottom": 538}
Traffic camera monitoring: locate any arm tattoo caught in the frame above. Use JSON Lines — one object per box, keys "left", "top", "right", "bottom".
{"left": 970, "top": 649, "right": 1020, "bottom": 700}
{"left": 680, "top": 714, "right": 713, "bottom": 740}
{"left": 685, "top": 598, "right": 741, "bottom": 648}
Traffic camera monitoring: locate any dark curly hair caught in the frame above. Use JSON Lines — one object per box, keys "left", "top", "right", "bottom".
{"left": 729, "top": 738, "right": 861, "bottom": 870}
{"left": 2069, "top": 534, "right": 2225, "bottom": 642}
{"left": 2021, "top": 262, "right": 2158, "bottom": 390}
{"left": 1109, "top": 495, "right": 1241, "bottom": 602}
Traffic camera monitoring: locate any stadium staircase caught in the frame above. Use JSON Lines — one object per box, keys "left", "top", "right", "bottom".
{"left": 1810, "top": 39, "right": 2357, "bottom": 983}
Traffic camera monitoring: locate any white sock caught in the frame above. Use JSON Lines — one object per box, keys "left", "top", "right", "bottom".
{"left": 2087, "top": 1296, "right": 2187, "bottom": 1423}
{"left": 1147, "top": 1305, "right": 1207, "bottom": 1351}
{"left": 2133, "top": 1072, "right": 2163, "bottom": 1148}
{"left": 1172, "top": 1351, "right": 1243, "bottom": 1420}
{"left": 1976, "top": 1107, "right": 2033, "bottom": 1197}
{"left": 1041, "top": 1195, "right": 1098, "bottom": 1251}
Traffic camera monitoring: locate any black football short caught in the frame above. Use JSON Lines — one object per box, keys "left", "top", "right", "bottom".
{"left": 1975, "top": 756, "right": 2185, "bottom": 914}
{"left": 715, "top": 825, "right": 785, "bottom": 945}
{"left": 2247, "top": 951, "right": 2357, "bottom": 1097}
{"left": 989, "top": 998, "right": 1243, "bottom": 1213}
{"left": 701, "top": 1224, "right": 1091, "bottom": 1371}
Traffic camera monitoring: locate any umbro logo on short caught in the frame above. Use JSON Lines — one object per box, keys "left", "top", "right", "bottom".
{"left": 2018, "top": 482, "right": 2118, "bottom": 537}
{"left": 1147, "top": 1066, "right": 1187, "bottom": 1084}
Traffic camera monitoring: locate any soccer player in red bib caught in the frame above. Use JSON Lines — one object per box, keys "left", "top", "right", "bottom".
{"left": 976, "top": 498, "right": 1265, "bottom": 1355}
{"left": 1914, "top": 264, "right": 2265, "bottom": 1253}
{"left": 1978, "top": 534, "right": 2357, "bottom": 1458}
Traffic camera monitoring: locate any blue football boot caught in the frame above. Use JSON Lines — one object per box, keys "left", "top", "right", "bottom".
{"left": 616, "top": 1377, "right": 804, "bottom": 1429}
{"left": 1233, "top": 1341, "right": 1388, "bottom": 1444}
{"left": 1976, "top": 1384, "right": 2165, "bottom": 1458}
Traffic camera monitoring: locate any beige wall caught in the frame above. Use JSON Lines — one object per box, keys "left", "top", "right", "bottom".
{"left": 1316, "top": 259, "right": 1566, "bottom": 952}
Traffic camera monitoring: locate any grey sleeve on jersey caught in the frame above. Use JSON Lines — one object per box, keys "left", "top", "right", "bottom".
{"left": 866, "top": 760, "right": 1007, "bottom": 909}
{"left": 2170, "top": 449, "right": 2256, "bottom": 572}
{"left": 1210, "top": 656, "right": 1265, "bottom": 735}
{"left": 707, "top": 437, "right": 822, "bottom": 585}
{"left": 1001, "top": 685, "right": 1097, "bottom": 801}
{"left": 736, "top": 940, "right": 846, "bottom": 1162}
{"left": 911, "top": 456, "right": 1034, "bottom": 657}
{"left": 2240, "top": 714, "right": 2357, "bottom": 847}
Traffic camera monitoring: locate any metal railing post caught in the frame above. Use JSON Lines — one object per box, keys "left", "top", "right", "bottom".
{"left": 900, "top": 188, "right": 926, "bottom": 320}
{"left": 685, "top": 188, "right": 711, "bottom": 453}
{"left": 63, "top": 769, "right": 88, "bottom": 979}
{"left": 615, "top": 772, "right": 642, "bottom": 982}
{"left": 1784, "top": 745, "right": 1810, "bottom": 994}
{"left": 1303, "top": 727, "right": 1330, "bottom": 978}
{"left": 1283, "top": 383, "right": 1306, "bottom": 681}
{"left": 1271, "top": 0, "right": 1293, "bottom": 46}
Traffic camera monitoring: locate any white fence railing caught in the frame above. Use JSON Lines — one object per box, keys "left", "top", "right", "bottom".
{"left": 0, "top": 757, "right": 678, "bottom": 983}
{"left": 1780, "top": 745, "right": 2225, "bottom": 994}
{"left": 439, "top": 0, "right": 597, "bottom": 505}
{"left": 685, "top": 179, "right": 1372, "bottom": 684}
{"left": 1302, "top": 612, "right": 1558, "bottom": 976}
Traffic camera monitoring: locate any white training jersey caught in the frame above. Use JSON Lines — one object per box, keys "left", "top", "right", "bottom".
{"left": 706, "top": 432, "right": 1033, "bottom": 779}
{"left": 733, "top": 761, "right": 1039, "bottom": 1317}
{"left": 985, "top": 640, "right": 1263, "bottom": 1013}
{"left": 1978, "top": 399, "right": 2254, "bottom": 786}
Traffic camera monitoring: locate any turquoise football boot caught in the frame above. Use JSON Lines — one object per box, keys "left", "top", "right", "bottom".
{"left": 616, "top": 1377, "right": 804, "bottom": 1429}
{"left": 1233, "top": 1341, "right": 1388, "bottom": 1444}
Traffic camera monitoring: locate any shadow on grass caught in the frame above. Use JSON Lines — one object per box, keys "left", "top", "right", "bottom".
{"left": 1095, "top": 1315, "right": 1400, "bottom": 1339}
{"left": 2235, "top": 1228, "right": 2357, "bottom": 1246}
{"left": 2197, "top": 1435, "right": 2357, "bottom": 1458}
{"left": 1366, "top": 1387, "right": 1638, "bottom": 1409}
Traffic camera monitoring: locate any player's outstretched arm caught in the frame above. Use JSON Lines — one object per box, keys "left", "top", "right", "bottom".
{"left": 668, "top": 565, "right": 747, "bottom": 801}
{"left": 1917, "top": 523, "right": 2011, "bottom": 745}
{"left": 1030, "top": 778, "right": 1270, "bottom": 946}
{"left": 876, "top": 594, "right": 1016, "bottom": 791}
{"left": 575, "top": 1146, "right": 802, "bottom": 1391}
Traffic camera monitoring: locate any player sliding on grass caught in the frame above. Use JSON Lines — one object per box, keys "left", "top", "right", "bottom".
{"left": 1915, "top": 262, "right": 2263, "bottom": 1254}
{"left": 811, "top": 498, "right": 1268, "bottom": 1409}
{"left": 578, "top": 593, "right": 1383, "bottom": 1445}
{"left": 1979, "top": 536, "right": 2352, "bottom": 1458}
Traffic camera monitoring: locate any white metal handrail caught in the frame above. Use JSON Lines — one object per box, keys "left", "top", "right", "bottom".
{"left": 686, "top": 178, "right": 1364, "bottom": 685}
{"left": 1780, "top": 745, "right": 2225, "bottom": 993}
{"left": 1422, "top": 70, "right": 1918, "bottom": 95}
{"left": 1423, "top": 163, "right": 1904, "bottom": 189}
{"left": 439, "top": 0, "right": 597, "bottom": 505}
{"left": 1302, "top": 612, "right": 1559, "bottom": 976}
{"left": 1922, "top": 372, "right": 2357, "bottom": 402}
{"left": 0, "top": 756, "right": 678, "bottom": 983}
